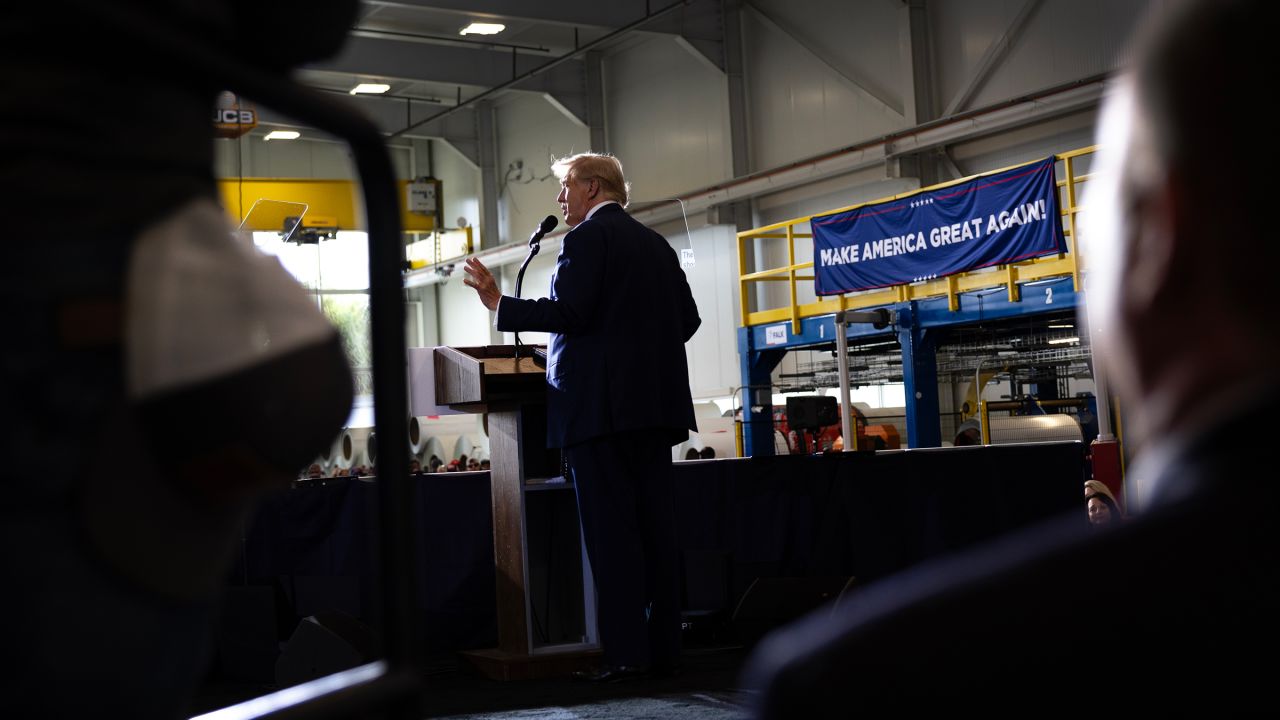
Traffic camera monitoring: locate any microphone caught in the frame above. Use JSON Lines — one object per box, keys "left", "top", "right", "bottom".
{"left": 515, "top": 215, "right": 557, "bottom": 367}
{"left": 529, "top": 215, "right": 558, "bottom": 247}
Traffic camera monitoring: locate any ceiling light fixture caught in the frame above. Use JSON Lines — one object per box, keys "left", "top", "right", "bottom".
{"left": 460, "top": 22, "right": 505, "bottom": 36}
{"left": 1047, "top": 336, "right": 1080, "bottom": 345}
{"left": 350, "top": 83, "right": 391, "bottom": 95}
{"left": 264, "top": 130, "right": 300, "bottom": 141}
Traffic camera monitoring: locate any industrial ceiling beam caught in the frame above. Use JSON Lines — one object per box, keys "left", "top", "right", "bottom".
{"left": 388, "top": 1, "right": 689, "bottom": 138}
{"left": 311, "top": 34, "right": 584, "bottom": 91}
{"left": 256, "top": 101, "right": 482, "bottom": 166}
{"left": 747, "top": 2, "right": 904, "bottom": 120}
{"left": 943, "top": 0, "right": 1044, "bottom": 117}
{"left": 364, "top": 0, "right": 652, "bottom": 28}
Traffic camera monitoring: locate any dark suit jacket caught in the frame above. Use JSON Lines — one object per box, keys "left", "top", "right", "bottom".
{"left": 497, "top": 203, "right": 701, "bottom": 448}
{"left": 744, "top": 392, "right": 1280, "bottom": 714}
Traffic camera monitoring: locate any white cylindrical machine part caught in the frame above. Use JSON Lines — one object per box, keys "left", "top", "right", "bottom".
{"left": 417, "top": 437, "right": 446, "bottom": 467}
{"left": 673, "top": 433, "right": 707, "bottom": 462}
{"left": 408, "top": 416, "right": 431, "bottom": 455}
{"left": 339, "top": 426, "right": 372, "bottom": 468}
{"left": 987, "top": 414, "right": 1083, "bottom": 445}
{"left": 319, "top": 428, "right": 343, "bottom": 468}
{"left": 453, "top": 434, "right": 474, "bottom": 462}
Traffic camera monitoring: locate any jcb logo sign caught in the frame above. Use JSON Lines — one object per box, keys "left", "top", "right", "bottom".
{"left": 213, "top": 107, "right": 257, "bottom": 138}
{"left": 213, "top": 109, "right": 256, "bottom": 125}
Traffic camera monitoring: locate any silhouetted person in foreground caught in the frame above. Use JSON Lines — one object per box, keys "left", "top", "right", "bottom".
{"left": 744, "top": 0, "right": 1278, "bottom": 713}
{"left": 1, "top": 2, "right": 356, "bottom": 717}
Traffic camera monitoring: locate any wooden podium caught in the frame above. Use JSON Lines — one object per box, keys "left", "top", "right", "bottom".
{"left": 434, "top": 345, "right": 601, "bottom": 680}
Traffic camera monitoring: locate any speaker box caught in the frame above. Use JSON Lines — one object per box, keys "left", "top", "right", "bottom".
{"left": 275, "top": 612, "right": 374, "bottom": 689}
{"left": 785, "top": 396, "right": 839, "bottom": 429}
{"left": 681, "top": 550, "right": 732, "bottom": 645}
{"left": 731, "top": 576, "right": 856, "bottom": 645}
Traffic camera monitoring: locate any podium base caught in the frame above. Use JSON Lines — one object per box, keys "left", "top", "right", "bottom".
{"left": 460, "top": 644, "right": 602, "bottom": 681}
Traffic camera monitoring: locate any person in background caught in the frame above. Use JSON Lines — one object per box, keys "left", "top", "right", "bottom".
{"left": 1083, "top": 479, "right": 1122, "bottom": 527}
{"left": 744, "top": 1, "right": 1278, "bottom": 713}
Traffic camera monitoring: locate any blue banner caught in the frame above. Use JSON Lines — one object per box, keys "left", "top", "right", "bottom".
{"left": 812, "top": 157, "right": 1066, "bottom": 295}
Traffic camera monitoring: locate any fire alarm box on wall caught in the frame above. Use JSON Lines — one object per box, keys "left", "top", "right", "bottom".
{"left": 407, "top": 179, "right": 440, "bottom": 215}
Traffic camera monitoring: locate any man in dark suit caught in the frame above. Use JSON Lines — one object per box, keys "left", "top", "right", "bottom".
{"left": 464, "top": 152, "right": 700, "bottom": 680}
{"left": 743, "top": 0, "right": 1278, "bottom": 713}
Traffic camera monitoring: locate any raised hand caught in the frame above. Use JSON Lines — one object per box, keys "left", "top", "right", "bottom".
{"left": 462, "top": 256, "right": 502, "bottom": 311}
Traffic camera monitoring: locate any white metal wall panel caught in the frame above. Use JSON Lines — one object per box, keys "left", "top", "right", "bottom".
{"left": 603, "top": 35, "right": 732, "bottom": 201}
{"left": 751, "top": 0, "right": 907, "bottom": 116}
{"left": 429, "top": 139, "right": 482, "bottom": 233}
{"left": 494, "top": 93, "right": 589, "bottom": 247}
{"left": 677, "top": 224, "right": 742, "bottom": 399}
{"left": 932, "top": 0, "right": 1150, "bottom": 115}
{"left": 213, "top": 137, "right": 363, "bottom": 179}
{"left": 950, "top": 109, "right": 1097, "bottom": 175}
{"left": 405, "top": 286, "right": 440, "bottom": 348}
{"left": 743, "top": 4, "right": 906, "bottom": 173}
{"left": 214, "top": 138, "right": 416, "bottom": 182}
{"left": 437, "top": 271, "right": 496, "bottom": 348}
{"left": 497, "top": 249, "right": 558, "bottom": 349}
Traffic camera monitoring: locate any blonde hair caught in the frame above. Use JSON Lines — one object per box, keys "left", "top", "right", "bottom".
{"left": 551, "top": 152, "right": 630, "bottom": 207}
{"left": 1083, "top": 479, "right": 1117, "bottom": 504}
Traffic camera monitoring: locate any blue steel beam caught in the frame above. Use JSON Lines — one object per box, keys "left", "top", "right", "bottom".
{"left": 737, "top": 326, "right": 787, "bottom": 457}
{"left": 896, "top": 303, "right": 942, "bottom": 448}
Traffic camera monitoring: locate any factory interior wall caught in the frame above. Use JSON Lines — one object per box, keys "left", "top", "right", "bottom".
{"left": 209, "top": 0, "right": 1158, "bottom": 428}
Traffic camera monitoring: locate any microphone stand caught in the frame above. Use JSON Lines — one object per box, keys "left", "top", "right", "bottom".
{"left": 513, "top": 240, "right": 541, "bottom": 364}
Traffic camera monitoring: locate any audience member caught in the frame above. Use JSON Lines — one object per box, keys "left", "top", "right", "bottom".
{"left": 1083, "top": 479, "right": 1122, "bottom": 527}
{"left": 744, "top": 1, "right": 1278, "bottom": 713}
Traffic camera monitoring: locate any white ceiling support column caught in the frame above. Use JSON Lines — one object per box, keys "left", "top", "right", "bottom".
{"left": 585, "top": 50, "right": 607, "bottom": 151}
{"left": 896, "top": 0, "right": 938, "bottom": 186}
{"left": 476, "top": 99, "right": 501, "bottom": 249}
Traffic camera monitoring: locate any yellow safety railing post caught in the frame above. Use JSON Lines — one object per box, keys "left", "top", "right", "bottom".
{"left": 1064, "top": 154, "right": 1082, "bottom": 292}
{"left": 787, "top": 223, "right": 800, "bottom": 334}
{"left": 738, "top": 231, "right": 750, "bottom": 327}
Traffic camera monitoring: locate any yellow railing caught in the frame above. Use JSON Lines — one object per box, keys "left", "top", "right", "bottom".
{"left": 737, "top": 147, "right": 1096, "bottom": 333}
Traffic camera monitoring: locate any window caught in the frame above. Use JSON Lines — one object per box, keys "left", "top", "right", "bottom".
{"left": 254, "top": 230, "right": 373, "bottom": 396}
